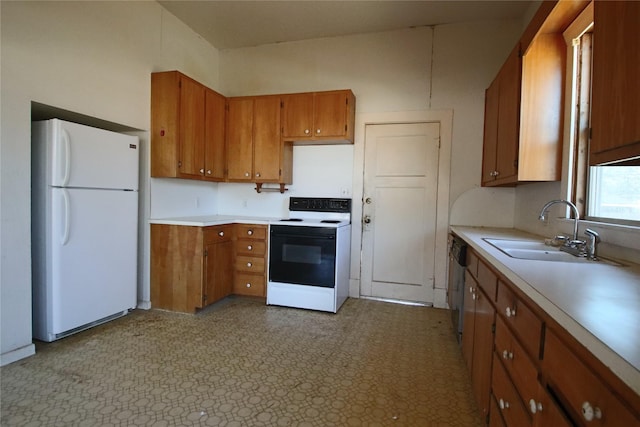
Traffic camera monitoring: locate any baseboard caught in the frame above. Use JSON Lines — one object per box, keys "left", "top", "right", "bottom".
{"left": 1, "top": 343, "right": 36, "bottom": 367}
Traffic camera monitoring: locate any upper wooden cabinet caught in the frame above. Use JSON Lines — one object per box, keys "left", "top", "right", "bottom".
{"left": 282, "top": 90, "right": 356, "bottom": 144}
{"left": 590, "top": 1, "right": 640, "bottom": 165}
{"left": 482, "top": 0, "right": 590, "bottom": 186}
{"left": 226, "top": 96, "right": 293, "bottom": 184}
{"left": 151, "top": 71, "right": 226, "bottom": 181}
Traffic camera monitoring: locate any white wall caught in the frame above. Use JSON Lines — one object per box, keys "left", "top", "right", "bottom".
{"left": 0, "top": 1, "right": 221, "bottom": 365}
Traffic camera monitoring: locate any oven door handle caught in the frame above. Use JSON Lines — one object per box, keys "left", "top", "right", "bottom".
{"left": 271, "top": 233, "right": 335, "bottom": 240}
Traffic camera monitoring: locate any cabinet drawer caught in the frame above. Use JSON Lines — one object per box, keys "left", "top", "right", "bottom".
{"left": 477, "top": 259, "right": 497, "bottom": 301}
{"left": 492, "top": 353, "right": 532, "bottom": 427}
{"left": 489, "top": 395, "right": 507, "bottom": 427}
{"left": 496, "top": 281, "right": 542, "bottom": 359}
{"left": 543, "top": 329, "right": 639, "bottom": 426}
{"left": 467, "top": 249, "right": 479, "bottom": 279}
{"left": 495, "top": 316, "right": 539, "bottom": 405}
{"left": 235, "top": 224, "right": 267, "bottom": 240}
{"left": 234, "top": 273, "right": 265, "bottom": 297}
{"left": 235, "top": 255, "right": 265, "bottom": 274}
{"left": 236, "top": 239, "right": 266, "bottom": 256}
{"left": 203, "top": 225, "right": 233, "bottom": 244}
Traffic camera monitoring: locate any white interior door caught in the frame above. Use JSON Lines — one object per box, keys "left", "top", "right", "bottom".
{"left": 361, "top": 122, "right": 440, "bottom": 303}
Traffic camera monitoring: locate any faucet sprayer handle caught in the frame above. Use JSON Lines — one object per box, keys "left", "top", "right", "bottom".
{"left": 585, "top": 228, "right": 600, "bottom": 241}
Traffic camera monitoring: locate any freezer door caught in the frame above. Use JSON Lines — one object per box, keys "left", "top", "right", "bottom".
{"left": 44, "top": 187, "right": 138, "bottom": 337}
{"left": 41, "top": 119, "right": 139, "bottom": 190}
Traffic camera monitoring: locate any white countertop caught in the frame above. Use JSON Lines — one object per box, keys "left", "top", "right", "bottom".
{"left": 451, "top": 226, "right": 640, "bottom": 395}
{"left": 149, "top": 215, "right": 280, "bottom": 227}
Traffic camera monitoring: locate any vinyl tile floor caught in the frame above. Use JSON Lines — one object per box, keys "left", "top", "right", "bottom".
{"left": 1, "top": 297, "right": 482, "bottom": 426}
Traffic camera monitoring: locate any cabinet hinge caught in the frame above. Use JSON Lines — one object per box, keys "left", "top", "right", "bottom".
{"left": 281, "top": 100, "right": 284, "bottom": 108}
{"left": 491, "top": 323, "right": 496, "bottom": 334}
{"left": 178, "top": 161, "right": 182, "bottom": 168}
{"left": 204, "top": 249, "right": 208, "bottom": 257}
{"left": 513, "top": 159, "right": 518, "bottom": 169}
{"left": 346, "top": 97, "right": 348, "bottom": 105}
{"left": 279, "top": 169, "right": 282, "bottom": 177}
{"left": 589, "top": 127, "right": 593, "bottom": 140}
{"left": 518, "top": 48, "right": 523, "bottom": 58}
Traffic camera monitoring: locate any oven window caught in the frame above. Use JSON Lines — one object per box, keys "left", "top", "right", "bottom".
{"left": 283, "top": 244, "right": 322, "bottom": 264}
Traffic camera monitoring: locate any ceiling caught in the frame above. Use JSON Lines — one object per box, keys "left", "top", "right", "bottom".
{"left": 159, "top": 1, "right": 534, "bottom": 50}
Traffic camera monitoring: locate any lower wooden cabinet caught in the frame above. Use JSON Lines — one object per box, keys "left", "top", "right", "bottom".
{"left": 151, "top": 224, "right": 233, "bottom": 313}
{"left": 233, "top": 224, "right": 268, "bottom": 297}
{"left": 462, "top": 260, "right": 497, "bottom": 422}
{"left": 458, "top": 246, "right": 640, "bottom": 427}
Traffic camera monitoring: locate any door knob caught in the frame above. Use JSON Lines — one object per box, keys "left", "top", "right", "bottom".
{"left": 363, "top": 215, "right": 371, "bottom": 224}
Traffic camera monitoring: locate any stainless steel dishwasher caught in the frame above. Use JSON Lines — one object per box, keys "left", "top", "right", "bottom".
{"left": 448, "top": 234, "right": 467, "bottom": 344}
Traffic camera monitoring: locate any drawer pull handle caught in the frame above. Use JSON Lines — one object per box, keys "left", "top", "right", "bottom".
{"left": 506, "top": 306, "right": 517, "bottom": 318}
{"left": 581, "top": 401, "right": 602, "bottom": 422}
{"left": 218, "top": 231, "right": 224, "bottom": 237}
{"left": 247, "top": 262, "right": 252, "bottom": 267}
{"left": 502, "top": 350, "right": 513, "bottom": 360}
{"left": 499, "top": 399, "right": 510, "bottom": 410}
{"left": 247, "top": 245, "right": 253, "bottom": 251}
{"left": 246, "top": 283, "right": 251, "bottom": 288}
{"left": 247, "top": 230, "right": 253, "bottom": 236}
{"left": 529, "top": 399, "right": 543, "bottom": 414}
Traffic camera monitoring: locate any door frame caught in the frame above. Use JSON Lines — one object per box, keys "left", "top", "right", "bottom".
{"left": 350, "top": 110, "right": 453, "bottom": 308}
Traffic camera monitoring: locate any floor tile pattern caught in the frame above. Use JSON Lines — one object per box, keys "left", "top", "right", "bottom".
{"left": 1, "top": 297, "right": 482, "bottom": 426}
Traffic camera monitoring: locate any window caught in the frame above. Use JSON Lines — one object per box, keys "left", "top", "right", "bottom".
{"left": 566, "top": 5, "right": 640, "bottom": 225}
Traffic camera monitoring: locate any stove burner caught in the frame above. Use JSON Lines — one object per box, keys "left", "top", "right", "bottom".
{"left": 280, "top": 218, "right": 303, "bottom": 222}
{"left": 320, "top": 220, "right": 341, "bottom": 224}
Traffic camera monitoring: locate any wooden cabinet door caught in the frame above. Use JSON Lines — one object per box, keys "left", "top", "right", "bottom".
{"left": 282, "top": 93, "right": 313, "bottom": 138}
{"left": 482, "top": 79, "right": 500, "bottom": 185}
{"left": 531, "top": 382, "right": 573, "bottom": 427}
{"left": 205, "top": 239, "right": 233, "bottom": 304}
{"left": 590, "top": 1, "right": 640, "bottom": 165}
{"left": 314, "top": 91, "right": 349, "bottom": 138}
{"left": 226, "top": 97, "right": 254, "bottom": 181}
{"left": 253, "top": 96, "right": 281, "bottom": 182}
{"left": 495, "top": 45, "right": 521, "bottom": 184}
{"left": 461, "top": 270, "right": 477, "bottom": 373}
{"left": 204, "top": 88, "right": 226, "bottom": 181}
{"left": 178, "top": 76, "right": 206, "bottom": 179}
{"left": 472, "top": 286, "right": 496, "bottom": 420}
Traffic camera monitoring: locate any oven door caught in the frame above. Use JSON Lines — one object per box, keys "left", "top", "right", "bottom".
{"left": 269, "top": 225, "right": 336, "bottom": 288}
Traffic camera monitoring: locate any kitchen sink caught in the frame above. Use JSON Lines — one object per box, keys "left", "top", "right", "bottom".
{"left": 482, "top": 238, "right": 624, "bottom": 266}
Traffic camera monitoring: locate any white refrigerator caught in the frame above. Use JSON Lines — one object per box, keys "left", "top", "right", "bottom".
{"left": 32, "top": 119, "right": 139, "bottom": 342}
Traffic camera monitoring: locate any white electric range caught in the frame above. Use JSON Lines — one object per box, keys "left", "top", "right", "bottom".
{"left": 267, "top": 197, "right": 351, "bottom": 313}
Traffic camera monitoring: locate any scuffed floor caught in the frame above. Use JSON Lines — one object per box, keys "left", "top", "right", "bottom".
{"left": 1, "top": 297, "right": 482, "bottom": 426}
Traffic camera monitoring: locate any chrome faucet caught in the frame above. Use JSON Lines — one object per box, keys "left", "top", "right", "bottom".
{"left": 584, "top": 228, "right": 600, "bottom": 260}
{"left": 538, "top": 199, "right": 580, "bottom": 241}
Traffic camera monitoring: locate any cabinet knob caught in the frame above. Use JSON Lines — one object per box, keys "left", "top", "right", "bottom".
{"left": 506, "top": 306, "right": 517, "bottom": 318}
{"left": 529, "top": 399, "right": 543, "bottom": 414}
{"left": 247, "top": 245, "right": 253, "bottom": 251}
{"left": 247, "top": 230, "right": 253, "bottom": 236}
{"left": 304, "top": 129, "right": 310, "bottom": 135}
{"left": 316, "top": 129, "right": 321, "bottom": 134}
{"left": 247, "top": 262, "right": 252, "bottom": 267}
{"left": 499, "top": 399, "right": 510, "bottom": 410}
{"left": 244, "top": 172, "right": 250, "bottom": 177}
{"left": 581, "top": 401, "right": 602, "bottom": 422}
{"left": 207, "top": 169, "right": 212, "bottom": 175}
{"left": 218, "top": 231, "right": 224, "bottom": 237}
{"left": 255, "top": 172, "right": 261, "bottom": 177}
{"left": 200, "top": 168, "right": 205, "bottom": 174}
{"left": 502, "top": 349, "right": 513, "bottom": 360}
{"left": 246, "top": 283, "right": 251, "bottom": 288}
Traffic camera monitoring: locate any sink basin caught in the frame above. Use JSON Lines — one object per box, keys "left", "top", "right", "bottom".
{"left": 482, "top": 238, "right": 623, "bottom": 266}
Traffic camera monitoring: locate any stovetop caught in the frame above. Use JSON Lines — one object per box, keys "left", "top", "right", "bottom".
{"left": 275, "top": 197, "right": 352, "bottom": 228}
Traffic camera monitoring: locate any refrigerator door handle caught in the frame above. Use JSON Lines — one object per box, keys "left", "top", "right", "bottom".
{"left": 60, "top": 128, "right": 71, "bottom": 186}
{"left": 61, "top": 189, "right": 70, "bottom": 245}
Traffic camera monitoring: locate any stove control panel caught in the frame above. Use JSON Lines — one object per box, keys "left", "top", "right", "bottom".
{"left": 289, "top": 197, "right": 352, "bottom": 213}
